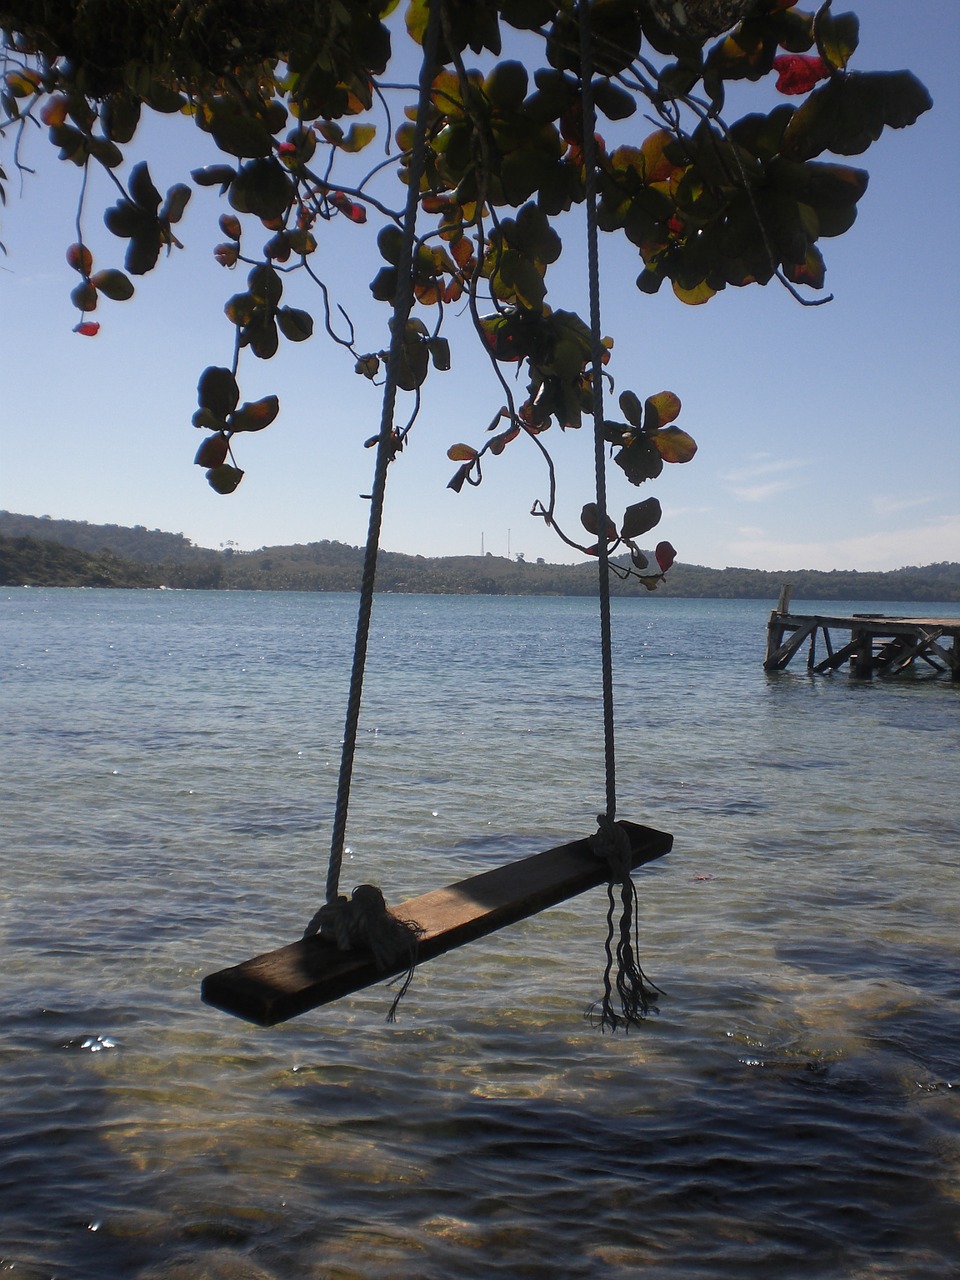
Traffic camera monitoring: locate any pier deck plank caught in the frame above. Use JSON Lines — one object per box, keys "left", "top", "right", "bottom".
{"left": 764, "top": 605, "right": 960, "bottom": 679}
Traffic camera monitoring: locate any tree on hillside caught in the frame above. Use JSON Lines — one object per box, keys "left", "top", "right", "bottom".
{"left": 0, "top": 1, "right": 930, "bottom": 580}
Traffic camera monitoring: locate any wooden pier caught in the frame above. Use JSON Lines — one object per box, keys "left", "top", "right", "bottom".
{"left": 764, "top": 586, "right": 960, "bottom": 679}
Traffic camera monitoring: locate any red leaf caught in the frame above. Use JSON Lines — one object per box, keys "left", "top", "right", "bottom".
{"left": 331, "top": 191, "right": 367, "bottom": 223}
{"left": 655, "top": 541, "right": 676, "bottom": 573}
{"left": 73, "top": 321, "right": 101, "bottom": 336}
{"left": 772, "top": 55, "right": 830, "bottom": 95}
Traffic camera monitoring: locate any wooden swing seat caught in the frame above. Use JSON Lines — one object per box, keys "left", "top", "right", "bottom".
{"left": 201, "top": 820, "right": 671, "bottom": 1026}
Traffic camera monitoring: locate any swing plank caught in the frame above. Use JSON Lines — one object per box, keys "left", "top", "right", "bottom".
{"left": 201, "top": 820, "right": 672, "bottom": 1026}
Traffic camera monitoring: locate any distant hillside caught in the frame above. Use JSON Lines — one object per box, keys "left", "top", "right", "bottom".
{"left": 0, "top": 511, "right": 210, "bottom": 563}
{"left": 0, "top": 534, "right": 164, "bottom": 588}
{"left": 2, "top": 512, "right": 958, "bottom": 601}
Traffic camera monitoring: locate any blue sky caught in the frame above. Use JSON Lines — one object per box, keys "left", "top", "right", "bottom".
{"left": 1, "top": 0, "right": 957, "bottom": 571}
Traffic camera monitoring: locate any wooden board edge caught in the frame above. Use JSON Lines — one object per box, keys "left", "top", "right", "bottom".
{"left": 201, "top": 821, "right": 672, "bottom": 1027}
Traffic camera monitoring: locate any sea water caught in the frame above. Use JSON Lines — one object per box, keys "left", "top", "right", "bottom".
{"left": 1, "top": 588, "right": 958, "bottom": 1279}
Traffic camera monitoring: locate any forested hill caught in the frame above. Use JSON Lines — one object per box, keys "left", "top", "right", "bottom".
{"left": 2, "top": 512, "right": 958, "bottom": 602}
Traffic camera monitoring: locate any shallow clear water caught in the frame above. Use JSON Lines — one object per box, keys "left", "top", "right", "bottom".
{"left": 2, "top": 588, "right": 958, "bottom": 1279}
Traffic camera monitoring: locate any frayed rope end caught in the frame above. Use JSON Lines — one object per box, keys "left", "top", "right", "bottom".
{"left": 586, "top": 816, "right": 664, "bottom": 1032}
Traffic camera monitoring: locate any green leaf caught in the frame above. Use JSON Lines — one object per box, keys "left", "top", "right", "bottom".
{"left": 49, "top": 122, "right": 87, "bottom": 164}
{"left": 87, "top": 135, "right": 123, "bottom": 168}
{"left": 70, "top": 281, "right": 98, "bottom": 312}
{"left": 247, "top": 263, "right": 283, "bottom": 307}
{"left": 90, "top": 268, "right": 134, "bottom": 301}
{"left": 340, "top": 123, "right": 377, "bottom": 153}
{"left": 651, "top": 426, "right": 698, "bottom": 464}
{"left": 244, "top": 313, "right": 280, "bottom": 360}
{"left": 621, "top": 498, "right": 662, "bottom": 540}
{"left": 592, "top": 78, "right": 636, "bottom": 120}
{"left": 485, "top": 61, "right": 529, "bottom": 110}
{"left": 581, "top": 502, "right": 616, "bottom": 541}
{"left": 206, "top": 464, "right": 244, "bottom": 495}
{"left": 129, "top": 161, "right": 161, "bottom": 212}
{"left": 199, "top": 96, "right": 274, "bottom": 158}
{"left": 229, "top": 395, "right": 280, "bottom": 432}
{"left": 428, "top": 336, "right": 451, "bottom": 371}
{"left": 816, "top": 9, "right": 859, "bottom": 72}
{"left": 191, "top": 164, "right": 237, "bottom": 189}
{"left": 228, "top": 157, "right": 293, "bottom": 221}
{"left": 194, "top": 435, "right": 229, "bottom": 467}
{"left": 643, "top": 391, "right": 682, "bottom": 432}
{"left": 370, "top": 266, "right": 398, "bottom": 302}
{"left": 197, "top": 366, "right": 240, "bottom": 418}
{"left": 277, "top": 307, "right": 314, "bottom": 342}
{"left": 192, "top": 407, "right": 226, "bottom": 432}
{"left": 619, "top": 390, "right": 643, "bottom": 428}
{"left": 102, "top": 93, "right": 141, "bottom": 144}
{"left": 161, "top": 183, "right": 192, "bottom": 224}
{"left": 104, "top": 196, "right": 149, "bottom": 241}
{"left": 782, "top": 71, "right": 932, "bottom": 161}
{"left": 124, "top": 227, "right": 162, "bottom": 275}
{"left": 614, "top": 434, "right": 664, "bottom": 485}
{"left": 4, "top": 68, "right": 41, "bottom": 97}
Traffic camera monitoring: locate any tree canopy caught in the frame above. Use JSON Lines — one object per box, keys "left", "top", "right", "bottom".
{"left": 0, "top": 0, "right": 931, "bottom": 582}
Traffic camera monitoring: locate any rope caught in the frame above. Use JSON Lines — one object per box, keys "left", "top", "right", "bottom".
{"left": 304, "top": 0, "right": 442, "bottom": 942}
{"left": 578, "top": 0, "right": 660, "bottom": 1029}
{"left": 577, "top": 1, "right": 617, "bottom": 825}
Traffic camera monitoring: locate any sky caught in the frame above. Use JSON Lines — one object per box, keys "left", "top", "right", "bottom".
{"left": 1, "top": 0, "right": 958, "bottom": 572}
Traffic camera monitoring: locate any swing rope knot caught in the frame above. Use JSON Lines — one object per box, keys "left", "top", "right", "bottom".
{"left": 303, "top": 885, "right": 424, "bottom": 1022}
{"left": 587, "top": 816, "right": 664, "bottom": 1033}
{"left": 589, "top": 813, "right": 633, "bottom": 883}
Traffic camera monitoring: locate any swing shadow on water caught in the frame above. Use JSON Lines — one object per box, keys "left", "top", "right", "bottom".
{"left": 1, "top": 589, "right": 958, "bottom": 1279}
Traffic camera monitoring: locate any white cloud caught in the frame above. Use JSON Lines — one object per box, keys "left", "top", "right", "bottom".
{"left": 723, "top": 511, "right": 960, "bottom": 572}
{"left": 728, "top": 478, "right": 799, "bottom": 503}
{"left": 870, "top": 493, "right": 936, "bottom": 516}
{"left": 720, "top": 456, "right": 808, "bottom": 503}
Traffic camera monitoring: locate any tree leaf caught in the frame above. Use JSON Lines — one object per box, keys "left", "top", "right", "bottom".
{"left": 277, "top": 306, "right": 314, "bottom": 341}
{"left": 643, "top": 391, "right": 682, "bottom": 432}
{"left": 428, "top": 336, "right": 451, "bottom": 370}
{"left": 816, "top": 9, "right": 859, "bottom": 72}
{"left": 70, "top": 281, "right": 98, "bottom": 312}
{"left": 447, "top": 444, "right": 478, "bottom": 462}
{"left": 655, "top": 541, "right": 677, "bottom": 572}
{"left": 199, "top": 96, "right": 274, "bottom": 158}
{"left": 619, "top": 390, "right": 643, "bottom": 427}
{"left": 580, "top": 502, "right": 616, "bottom": 540}
{"left": 197, "top": 366, "right": 240, "bottom": 417}
{"left": 229, "top": 157, "right": 293, "bottom": 220}
{"left": 614, "top": 434, "right": 664, "bottom": 484}
{"left": 90, "top": 268, "right": 134, "bottom": 301}
{"left": 229, "top": 395, "right": 280, "bottom": 432}
{"left": 129, "top": 161, "right": 161, "bottom": 212}
{"left": 621, "top": 498, "right": 662, "bottom": 540}
{"left": 781, "top": 72, "right": 932, "bottom": 162}
{"left": 340, "top": 123, "right": 376, "bottom": 152}
{"left": 194, "top": 434, "right": 229, "bottom": 467}
{"left": 66, "top": 242, "right": 93, "bottom": 275}
{"left": 124, "top": 226, "right": 162, "bottom": 275}
{"left": 651, "top": 425, "right": 697, "bottom": 463}
{"left": 161, "top": 183, "right": 191, "bottom": 224}
{"left": 191, "top": 164, "right": 237, "bottom": 189}
{"left": 206, "top": 464, "right": 244, "bottom": 495}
